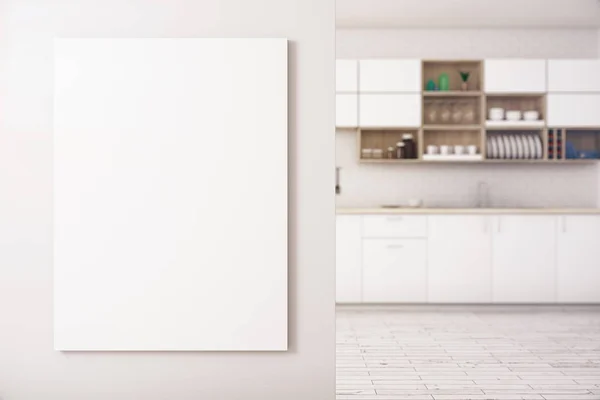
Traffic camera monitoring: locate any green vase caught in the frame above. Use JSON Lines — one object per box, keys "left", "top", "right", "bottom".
{"left": 426, "top": 79, "right": 436, "bottom": 91}
{"left": 438, "top": 73, "right": 449, "bottom": 91}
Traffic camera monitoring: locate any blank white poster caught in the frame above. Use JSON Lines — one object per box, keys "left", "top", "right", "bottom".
{"left": 53, "top": 38, "right": 288, "bottom": 351}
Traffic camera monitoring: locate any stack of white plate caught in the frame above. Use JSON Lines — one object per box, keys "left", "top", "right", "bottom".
{"left": 486, "top": 134, "right": 543, "bottom": 160}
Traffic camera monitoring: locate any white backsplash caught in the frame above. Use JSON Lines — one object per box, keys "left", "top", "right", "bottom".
{"left": 336, "top": 131, "right": 598, "bottom": 208}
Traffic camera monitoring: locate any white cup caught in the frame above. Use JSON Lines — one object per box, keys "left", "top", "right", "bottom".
{"left": 467, "top": 145, "right": 478, "bottom": 155}
{"left": 454, "top": 145, "right": 466, "bottom": 155}
{"left": 426, "top": 145, "right": 439, "bottom": 155}
{"left": 440, "top": 145, "right": 452, "bottom": 155}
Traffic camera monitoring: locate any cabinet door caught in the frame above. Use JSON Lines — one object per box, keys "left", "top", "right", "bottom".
{"left": 336, "top": 216, "right": 362, "bottom": 303}
{"left": 359, "top": 59, "right": 421, "bottom": 92}
{"left": 359, "top": 94, "right": 421, "bottom": 127}
{"left": 484, "top": 59, "right": 546, "bottom": 93}
{"left": 336, "top": 94, "right": 358, "bottom": 128}
{"left": 362, "top": 239, "right": 427, "bottom": 303}
{"left": 548, "top": 60, "right": 600, "bottom": 92}
{"left": 557, "top": 216, "right": 600, "bottom": 303}
{"left": 428, "top": 216, "right": 492, "bottom": 303}
{"left": 492, "top": 216, "right": 556, "bottom": 303}
{"left": 336, "top": 60, "right": 358, "bottom": 92}
{"left": 547, "top": 94, "right": 600, "bottom": 127}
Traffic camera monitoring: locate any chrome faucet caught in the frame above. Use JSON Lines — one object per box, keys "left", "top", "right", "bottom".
{"left": 476, "top": 181, "right": 490, "bottom": 208}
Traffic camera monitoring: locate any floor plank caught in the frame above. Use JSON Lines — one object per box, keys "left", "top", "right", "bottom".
{"left": 337, "top": 306, "right": 600, "bottom": 399}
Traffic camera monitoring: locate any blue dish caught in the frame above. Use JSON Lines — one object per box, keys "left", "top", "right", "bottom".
{"left": 576, "top": 150, "right": 600, "bottom": 159}
{"left": 565, "top": 141, "right": 577, "bottom": 159}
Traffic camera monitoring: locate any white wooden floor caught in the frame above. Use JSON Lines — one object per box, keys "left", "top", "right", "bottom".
{"left": 337, "top": 306, "right": 600, "bottom": 400}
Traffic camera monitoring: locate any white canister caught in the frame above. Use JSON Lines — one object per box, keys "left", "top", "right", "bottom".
{"left": 454, "top": 145, "right": 466, "bottom": 155}
{"left": 489, "top": 107, "right": 504, "bottom": 121}
{"left": 440, "top": 145, "right": 452, "bottom": 155}
{"left": 467, "top": 145, "right": 478, "bottom": 155}
{"left": 426, "top": 145, "right": 439, "bottom": 155}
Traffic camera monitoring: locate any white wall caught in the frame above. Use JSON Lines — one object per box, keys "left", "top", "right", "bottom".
{"left": 336, "top": 28, "right": 600, "bottom": 208}
{"left": 0, "top": 1, "right": 335, "bottom": 399}
{"left": 336, "top": 28, "right": 599, "bottom": 59}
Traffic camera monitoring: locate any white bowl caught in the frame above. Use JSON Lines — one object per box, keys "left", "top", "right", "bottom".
{"left": 407, "top": 199, "right": 423, "bottom": 208}
{"left": 523, "top": 110, "right": 539, "bottom": 121}
{"left": 506, "top": 110, "right": 522, "bottom": 121}
{"left": 489, "top": 108, "right": 504, "bottom": 121}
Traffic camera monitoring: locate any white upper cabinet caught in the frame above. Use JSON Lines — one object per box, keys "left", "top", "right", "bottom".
{"left": 359, "top": 94, "right": 421, "bottom": 127}
{"left": 484, "top": 59, "right": 546, "bottom": 93}
{"left": 359, "top": 59, "right": 421, "bottom": 92}
{"left": 548, "top": 60, "right": 600, "bottom": 92}
{"left": 362, "top": 238, "right": 427, "bottom": 303}
{"left": 336, "top": 216, "right": 362, "bottom": 303}
{"left": 336, "top": 60, "right": 358, "bottom": 93}
{"left": 336, "top": 94, "right": 358, "bottom": 128}
{"left": 557, "top": 216, "right": 600, "bottom": 303}
{"left": 427, "top": 216, "right": 492, "bottom": 303}
{"left": 547, "top": 94, "right": 600, "bottom": 127}
{"left": 492, "top": 216, "right": 556, "bottom": 303}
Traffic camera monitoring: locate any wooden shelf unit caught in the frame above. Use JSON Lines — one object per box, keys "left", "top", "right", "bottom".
{"left": 422, "top": 60, "right": 483, "bottom": 92}
{"left": 347, "top": 60, "right": 600, "bottom": 164}
{"left": 357, "top": 128, "right": 421, "bottom": 162}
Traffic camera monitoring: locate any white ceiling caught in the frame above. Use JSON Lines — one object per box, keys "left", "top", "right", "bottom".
{"left": 337, "top": 0, "right": 600, "bottom": 29}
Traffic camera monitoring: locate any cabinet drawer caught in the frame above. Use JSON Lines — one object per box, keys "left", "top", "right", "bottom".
{"left": 484, "top": 59, "right": 546, "bottom": 93}
{"left": 363, "top": 215, "right": 427, "bottom": 238}
{"left": 548, "top": 60, "right": 600, "bottom": 92}
{"left": 336, "top": 94, "right": 358, "bottom": 128}
{"left": 359, "top": 94, "right": 421, "bottom": 127}
{"left": 359, "top": 59, "right": 421, "bottom": 92}
{"left": 336, "top": 60, "right": 358, "bottom": 92}
{"left": 362, "top": 238, "right": 427, "bottom": 303}
{"left": 547, "top": 94, "right": 600, "bottom": 127}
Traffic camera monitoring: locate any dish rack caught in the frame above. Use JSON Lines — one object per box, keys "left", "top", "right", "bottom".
{"left": 486, "top": 131, "right": 544, "bottom": 160}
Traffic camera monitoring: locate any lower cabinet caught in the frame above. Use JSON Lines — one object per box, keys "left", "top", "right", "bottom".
{"left": 336, "top": 213, "right": 600, "bottom": 304}
{"left": 428, "top": 216, "right": 492, "bottom": 303}
{"left": 336, "top": 215, "right": 362, "bottom": 303}
{"left": 557, "top": 216, "right": 600, "bottom": 303}
{"left": 362, "top": 239, "right": 427, "bottom": 303}
{"left": 492, "top": 216, "right": 557, "bottom": 303}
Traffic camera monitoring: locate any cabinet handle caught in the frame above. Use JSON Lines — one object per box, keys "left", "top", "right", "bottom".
{"left": 386, "top": 244, "right": 404, "bottom": 249}
{"left": 562, "top": 216, "right": 567, "bottom": 233}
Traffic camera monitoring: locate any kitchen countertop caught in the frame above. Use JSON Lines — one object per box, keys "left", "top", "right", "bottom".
{"left": 337, "top": 207, "right": 600, "bottom": 215}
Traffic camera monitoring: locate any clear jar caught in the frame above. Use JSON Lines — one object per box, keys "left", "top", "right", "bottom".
{"left": 387, "top": 147, "right": 395, "bottom": 159}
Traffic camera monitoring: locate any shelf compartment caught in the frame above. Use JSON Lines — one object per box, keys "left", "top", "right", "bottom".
{"left": 423, "top": 96, "right": 482, "bottom": 126}
{"left": 422, "top": 60, "right": 483, "bottom": 92}
{"left": 422, "top": 129, "right": 483, "bottom": 156}
{"left": 562, "top": 128, "right": 600, "bottom": 160}
{"left": 358, "top": 128, "right": 420, "bottom": 161}
{"left": 486, "top": 130, "right": 545, "bottom": 160}
{"left": 485, "top": 94, "right": 545, "bottom": 122}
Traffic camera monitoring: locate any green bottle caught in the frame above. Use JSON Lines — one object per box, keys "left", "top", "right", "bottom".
{"left": 439, "top": 73, "right": 449, "bottom": 91}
